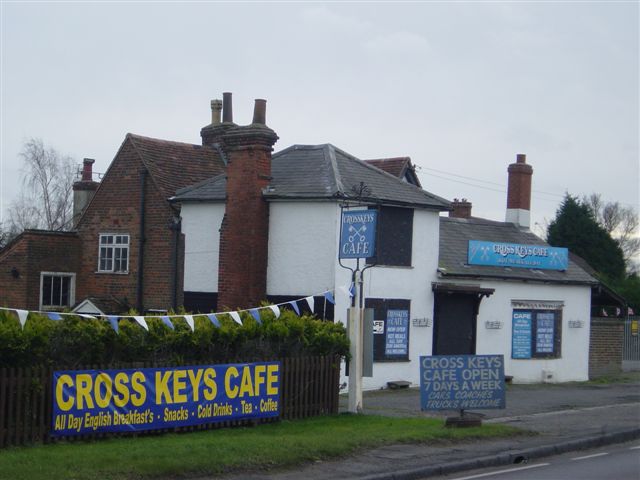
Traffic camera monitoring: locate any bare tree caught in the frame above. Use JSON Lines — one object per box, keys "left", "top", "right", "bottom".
{"left": 583, "top": 193, "right": 640, "bottom": 271}
{"left": 7, "top": 138, "right": 76, "bottom": 234}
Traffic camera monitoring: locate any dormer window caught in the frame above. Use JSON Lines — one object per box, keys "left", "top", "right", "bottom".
{"left": 98, "top": 234, "right": 130, "bottom": 273}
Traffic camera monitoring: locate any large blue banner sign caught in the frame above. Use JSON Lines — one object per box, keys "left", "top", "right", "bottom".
{"left": 52, "top": 362, "right": 280, "bottom": 436}
{"left": 468, "top": 240, "right": 568, "bottom": 271}
{"left": 420, "top": 355, "right": 505, "bottom": 411}
{"left": 339, "top": 210, "right": 377, "bottom": 259}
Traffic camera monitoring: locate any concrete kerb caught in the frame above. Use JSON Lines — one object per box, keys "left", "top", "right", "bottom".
{"left": 356, "top": 428, "right": 640, "bottom": 480}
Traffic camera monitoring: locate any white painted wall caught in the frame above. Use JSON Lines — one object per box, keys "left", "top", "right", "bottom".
{"left": 267, "top": 202, "right": 338, "bottom": 296}
{"left": 475, "top": 280, "right": 592, "bottom": 383}
{"left": 335, "top": 209, "right": 442, "bottom": 390}
{"left": 181, "top": 203, "right": 224, "bottom": 292}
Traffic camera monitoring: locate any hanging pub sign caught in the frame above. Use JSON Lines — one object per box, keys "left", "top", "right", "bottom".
{"left": 339, "top": 209, "right": 377, "bottom": 259}
{"left": 468, "top": 240, "right": 569, "bottom": 271}
{"left": 51, "top": 362, "right": 280, "bottom": 436}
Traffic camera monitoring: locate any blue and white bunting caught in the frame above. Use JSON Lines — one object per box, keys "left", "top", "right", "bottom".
{"left": 229, "top": 311, "right": 243, "bottom": 325}
{"left": 161, "top": 316, "right": 175, "bottom": 330}
{"left": 47, "top": 312, "right": 63, "bottom": 321}
{"left": 184, "top": 315, "right": 195, "bottom": 332}
{"left": 268, "top": 305, "right": 280, "bottom": 318}
{"left": 289, "top": 301, "right": 300, "bottom": 316}
{"left": 304, "top": 296, "right": 314, "bottom": 313}
{"left": 16, "top": 309, "right": 29, "bottom": 329}
{"left": 249, "top": 309, "right": 262, "bottom": 324}
{"left": 107, "top": 316, "right": 120, "bottom": 333}
{"left": 207, "top": 313, "right": 220, "bottom": 327}
{"left": 324, "top": 291, "right": 335, "bottom": 305}
{"left": 132, "top": 315, "right": 149, "bottom": 331}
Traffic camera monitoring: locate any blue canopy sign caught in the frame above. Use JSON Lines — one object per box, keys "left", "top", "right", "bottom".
{"left": 420, "top": 355, "right": 505, "bottom": 411}
{"left": 339, "top": 210, "right": 377, "bottom": 259}
{"left": 51, "top": 362, "right": 280, "bottom": 436}
{"left": 468, "top": 240, "right": 568, "bottom": 271}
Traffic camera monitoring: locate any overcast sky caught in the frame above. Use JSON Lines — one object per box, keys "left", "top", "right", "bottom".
{"left": 1, "top": 1, "right": 638, "bottom": 239}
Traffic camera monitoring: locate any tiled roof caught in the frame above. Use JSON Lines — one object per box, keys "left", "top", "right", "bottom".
{"left": 439, "top": 216, "right": 596, "bottom": 285}
{"left": 127, "top": 134, "right": 225, "bottom": 199}
{"left": 173, "top": 144, "right": 449, "bottom": 210}
{"left": 365, "top": 157, "right": 422, "bottom": 187}
{"left": 364, "top": 157, "right": 410, "bottom": 177}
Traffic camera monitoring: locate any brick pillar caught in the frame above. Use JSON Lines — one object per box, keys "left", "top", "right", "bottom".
{"left": 506, "top": 153, "right": 533, "bottom": 229}
{"left": 217, "top": 100, "right": 278, "bottom": 310}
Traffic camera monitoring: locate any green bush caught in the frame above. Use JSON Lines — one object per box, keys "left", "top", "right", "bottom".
{"left": 0, "top": 308, "right": 349, "bottom": 368}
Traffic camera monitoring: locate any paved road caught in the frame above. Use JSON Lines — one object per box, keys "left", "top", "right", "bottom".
{"left": 428, "top": 441, "right": 640, "bottom": 480}
{"left": 216, "top": 380, "right": 640, "bottom": 480}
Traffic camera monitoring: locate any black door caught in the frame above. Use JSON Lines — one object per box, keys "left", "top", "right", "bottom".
{"left": 433, "top": 293, "right": 477, "bottom": 355}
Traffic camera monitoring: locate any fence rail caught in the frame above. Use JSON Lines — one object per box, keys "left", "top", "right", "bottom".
{"left": 0, "top": 355, "right": 341, "bottom": 448}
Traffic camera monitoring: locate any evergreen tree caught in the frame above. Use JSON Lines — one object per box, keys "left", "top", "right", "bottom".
{"left": 547, "top": 194, "right": 626, "bottom": 282}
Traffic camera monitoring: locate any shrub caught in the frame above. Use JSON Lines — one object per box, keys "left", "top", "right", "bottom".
{"left": 0, "top": 308, "right": 348, "bottom": 368}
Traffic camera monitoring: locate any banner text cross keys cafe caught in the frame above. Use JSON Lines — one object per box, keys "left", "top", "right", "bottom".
{"left": 339, "top": 210, "right": 377, "bottom": 259}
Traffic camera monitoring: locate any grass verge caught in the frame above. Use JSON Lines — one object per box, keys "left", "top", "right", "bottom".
{"left": 0, "top": 414, "right": 522, "bottom": 480}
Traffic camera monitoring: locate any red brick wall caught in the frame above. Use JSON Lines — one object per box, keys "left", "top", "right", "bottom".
{"left": 589, "top": 317, "right": 623, "bottom": 378}
{"left": 0, "top": 231, "right": 80, "bottom": 311}
{"left": 507, "top": 155, "right": 533, "bottom": 211}
{"left": 75, "top": 139, "right": 181, "bottom": 312}
{"left": 218, "top": 145, "right": 272, "bottom": 310}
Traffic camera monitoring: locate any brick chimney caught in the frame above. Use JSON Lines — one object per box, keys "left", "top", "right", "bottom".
{"left": 450, "top": 198, "right": 472, "bottom": 219}
{"left": 216, "top": 96, "right": 278, "bottom": 309}
{"left": 506, "top": 153, "right": 533, "bottom": 229}
{"left": 72, "top": 158, "right": 99, "bottom": 227}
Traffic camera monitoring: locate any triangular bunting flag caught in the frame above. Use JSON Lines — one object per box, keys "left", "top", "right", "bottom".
{"left": 249, "top": 309, "right": 262, "bottom": 324}
{"left": 207, "top": 314, "right": 220, "bottom": 327}
{"left": 324, "top": 291, "right": 335, "bottom": 305}
{"left": 269, "top": 305, "right": 281, "bottom": 318}
{"left": 289, "top": 301, "right": 300, "bottom": 316}
{"left": 133, "top": 316, "right": 149, "bottom": 331}
{"left": 16, "top": 309, "right": 29, "bottom": 329}
{"left": 184, "top": 315, "right": 195, "bottom": 332}
{"left": 304, "top": 296, "right": 314, "bottom": 313}
{"left": 47, "top": 312, "right": 62, "bottom": 321}
{"left": 161, "top": 316, "right": 174, "bottom": 330}
{"left": 349, "top": 283, "right": 356, "bottom": 297}
{"left": 78, "top": 314, "right": 97, "bottom": 320}
{"left": 107, "top": 316, "right": 119, "bottom": 334}
{"left": 229, "top": 311, "right": 243, "bottom": 325}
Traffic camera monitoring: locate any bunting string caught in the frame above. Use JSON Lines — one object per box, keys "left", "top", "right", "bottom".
{"left": 0, "top": 284, "right": 352, "bottom": 332}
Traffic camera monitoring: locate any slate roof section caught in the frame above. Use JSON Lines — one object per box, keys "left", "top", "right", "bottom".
{"left": 439, "top": 216, "right": 596, "bottom": 285}
{"left": 127, "top": 134, "right": 225, "bottom": 199}
{"left": 173, "top": 144, "right": 450, "bottom": 210}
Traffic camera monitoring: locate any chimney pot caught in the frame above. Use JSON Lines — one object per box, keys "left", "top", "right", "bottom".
{"left": 252, "top": 99, "right": 267, "bottom": 125}
{"left": 222, "top": 92, "right": 233, "bottom": 123}
{"left": 211, "top": 99, "right": 222, "bottom": 125}
{"left": 82, "top": 158, "right": 95, "bottom": 182}
{"left": 516, "top": 153, "right": 526, "bottom": 164}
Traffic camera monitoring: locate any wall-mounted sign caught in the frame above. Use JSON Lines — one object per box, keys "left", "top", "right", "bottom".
{"left": 373, "top": 320, "right": 385, "bottom": 334}
{"left": 535, "top": 313, "right": 555, "bottom": 354}
{"left": 420, "top": 355, "right": 505, "bottom": 411}
{"left": 385, "top": 310, "right": 409, "bottom": 356}
{"left": 339, "top": 210, "right": 377, "bottom": 259}
{"left": 51, "top": 362, "right": 280, "bottom": 436}
{"left": 468, "top": 240, "right": 568, "bottom": 271}
{"left": 512, "top": 312, "right": 532, "bottom": 359}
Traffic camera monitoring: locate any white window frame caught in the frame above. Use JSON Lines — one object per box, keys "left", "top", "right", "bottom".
{"left": 39, "top": 272, "right": 76, "bottom": 310}
{"left": 98, "top": 233, "right": 130, "bottom": 273}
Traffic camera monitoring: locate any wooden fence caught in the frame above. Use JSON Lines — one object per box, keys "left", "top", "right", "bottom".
{"left": 0, "top": 355, "right": 341, "bottom": 448}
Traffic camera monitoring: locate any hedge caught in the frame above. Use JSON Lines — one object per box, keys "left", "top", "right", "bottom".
{"left": 0, "top": 308, "right": 349, "bottom": 368}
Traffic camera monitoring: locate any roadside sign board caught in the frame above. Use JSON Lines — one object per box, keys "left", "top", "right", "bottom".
{"left": 339, "top": 210, "right": 377, "bottom": 259}
{"left": 420, "top": 355, "right": 505, "bottom": 411}
{"left": 468, "top": 240, "right": 568, "bottom": 271}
